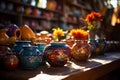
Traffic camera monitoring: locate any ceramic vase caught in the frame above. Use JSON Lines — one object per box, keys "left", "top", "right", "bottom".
{"left": 97, "top": 39, "right": 107, "bottom": 55}
{"left": 13, "top": 40, "right": 31, "bottom": 56}
{"left": 4, "top": 49, "right": 19, "bottom": 70}
{"left": 19, "top": 46, "right": 42, "bottom": 69}
{"left": 44, "top": 42, "right": 71, "bottom": 67}
{"left": 71, "top": 40, "right": 92, "bottom": 61}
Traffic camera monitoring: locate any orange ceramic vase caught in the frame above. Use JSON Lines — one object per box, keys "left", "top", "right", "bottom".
{"left": 16, "top": 25, "right": 36, "bottom": 40}
{"left": 0, "top": 29, "right": 9, "bottom": 45}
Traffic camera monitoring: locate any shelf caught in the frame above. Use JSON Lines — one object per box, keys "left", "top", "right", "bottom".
{"left": 5, "top": 0, "right": 62, "bottom": 15}
{"left": 22, "top": 14, "right": 59, "bottom": 22}
{"left": 0, "top": 10, "right": 18, "bottom": 16}
{"left": 67, "top": 21, "right": 78, "bottom": 25}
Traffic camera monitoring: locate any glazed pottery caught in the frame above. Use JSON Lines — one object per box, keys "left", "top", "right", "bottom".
{"left": 0, "top": 45, "right": 10, "bottom": 67}
{"left": 46, "top": 0, "right": 57, "bottom": 10}
{"left": 88, "top": 39, "right": 98, "bottom": 57}
{"left": 6, "top": 24, "right": 20, "bottom": 38}
{"left": 16, "top": 6, "right": 24, "bottom": 13}
{"left": 0, "top": 29, "right": 9, "bottom": 45}
{"left": 35, "top": 43, "right": 47, "bottom": 65}
{"left": 19, "top": 25, "right": 36, "bottom": 40}
{"left": 13, "top": 40, "right": 31, "bottom": 55}
{"left": 0, "top": 2, "right": 6, "bottom": 10}
{"left": 71, "top": 40, "right": 92, "bottom": 61}
{"left": 35, "top": 43, "right": 46, "bottom": 53}
{"left": 4, "top": 50, "right": 19, "bottom": 70}
{"left": 44, "top": 42, "right": 71, "bottom": 67}
{"left": 19, "top": 46, "right": 42, "bottom": 69}
{"left": 97, "top": 39, "right": 107, "bottom": 55}
{"left": 25, "top": 7, "right": 32, "bottom": 15}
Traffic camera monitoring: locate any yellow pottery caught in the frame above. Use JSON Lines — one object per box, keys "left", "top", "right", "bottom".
{"left": 0, "top": 29, "right": 9, "bottom": 45}
{"left": 19, "top": 25, "right": 36, "bottom": 40}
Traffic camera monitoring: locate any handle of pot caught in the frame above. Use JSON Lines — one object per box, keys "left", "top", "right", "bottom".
{"left": 14, "top": 29, "right": 21, "bottom": 39}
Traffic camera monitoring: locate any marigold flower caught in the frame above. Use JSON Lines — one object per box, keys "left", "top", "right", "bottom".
{"left": 86, "top": 12, "right": 102, "bottom": 31}
{"left": 52, "top": 28, "right": 65, "bottom": 41}
{"left": 69, "top": 29, "right": 88, "bottom": 40}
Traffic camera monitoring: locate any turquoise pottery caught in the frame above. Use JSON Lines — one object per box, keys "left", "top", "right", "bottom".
{"left": 19, "top": 46, "right": 42, "bottom": 69}
{"left": 44, "top": 42, "right": 71, "bottom": 67}
{"left": 35, "top": 43, "right": 47, "bottom": 65}
{"left": 13, "top": 41, "right": 31, "bottom": 55}
{"left": 97, "top": 39, "right": 107, "bottom": 55}
{"left": 35, "top": 43, "right": 47, "bottom": 53}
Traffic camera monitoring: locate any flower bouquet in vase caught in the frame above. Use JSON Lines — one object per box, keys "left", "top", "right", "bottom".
{"left": 69, "top": 29, "right": 92, "bottom": 61}
{"left": 86, "top": 12, "right": 102, "bottom": 40}
{"left": 44, "top": 28, "right": 71, "bottom": 67}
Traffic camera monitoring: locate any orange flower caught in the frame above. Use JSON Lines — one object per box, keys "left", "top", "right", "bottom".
{"left": 86, "top": 12, "right": 102, "bottom": 30}
{"left": 86, "top": 12, "right": 102, "bottom": 23}
{"left": 69, "top": 29, "right": 88, "bottom": 40}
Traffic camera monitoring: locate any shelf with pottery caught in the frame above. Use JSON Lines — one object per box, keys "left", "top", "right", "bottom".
{"left": 62, "top": 0, "right": 92, "bottom": 29}
{"left": 2, "top": 0, "right": 62, "bottom": 14}
{"left": 0, "top": 53, "right": 120, "bottom": 80}
{"left": 0, "top": 0, "right": 63, "bottom": 31}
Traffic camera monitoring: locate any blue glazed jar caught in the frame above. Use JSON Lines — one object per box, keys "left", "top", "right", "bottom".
{"left": 35, "top": 43, "right": 47, "bottom": 65}
{"left": 13, "top": 41, "right": 31, "bottom": 55}
{"left": 44, "top": 42, "right": 71, "bottom": 67}
{"left": 88, "top": 39, "right": 98, "bottom": 57}
{"left": 97, "top": 39, "right": 107, "bottom": 55}
{"left": 19, "top": 46, "right": 42, "bottom": 69}
{"left": 35, "top": 43, "right": 47, "bottom": 53}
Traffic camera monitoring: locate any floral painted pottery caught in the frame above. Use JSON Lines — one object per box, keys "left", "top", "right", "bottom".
{"left": 0, "top": 29, "right": 9, "bottom": 45}
{"left": 71, "top": 40, "right": 92, "bottom": 61}
{"left": 19, "top": 46, "right": 42, "bottom": 69}
{"left": 44, "top": 42, "right": 71, "bottom": 67}
{"left": 13, "top": 40, "right": 31, "bottom": 55}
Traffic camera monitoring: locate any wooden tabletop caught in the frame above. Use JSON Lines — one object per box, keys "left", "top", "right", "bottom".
{"left": 0, "top": 52, "right": 120, "bottom": 80}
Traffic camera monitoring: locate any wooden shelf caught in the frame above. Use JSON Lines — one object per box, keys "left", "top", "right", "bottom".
{"left": 5, "top": 0, "right": 62, "bottom": 15}
{"left": 22, "top": 14, "right": 59, "bottom": 22}
{"left": 0, "top": 10, "right": 18, "bottom": 16}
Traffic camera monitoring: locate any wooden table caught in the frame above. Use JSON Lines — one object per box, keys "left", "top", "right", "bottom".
{"left": 0, "top": 52, "right": 120, "bottom": 80}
